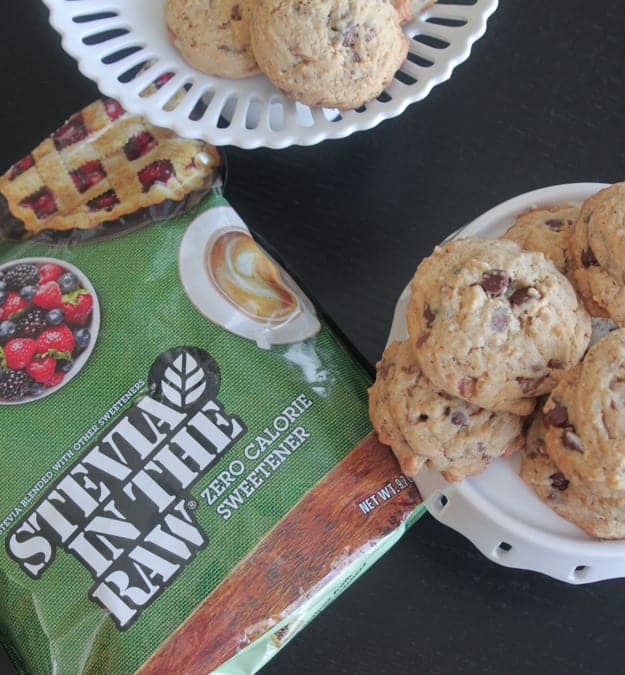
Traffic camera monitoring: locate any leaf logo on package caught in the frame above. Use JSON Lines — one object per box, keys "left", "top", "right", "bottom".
{"left": 5, "top": 346, "right": 246, "bottom": 629}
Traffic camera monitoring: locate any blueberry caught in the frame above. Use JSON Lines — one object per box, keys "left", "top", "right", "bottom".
{"left": 0, "top": 279, "right": 5, "bottom": 292}
{"left": 74, "top": 328, "right": 91, "bottom": 350}
{"left": 0, "top": 290, "right": 6, "bottom": 306}
{"left": 58, "top": 272, "right": 79, "bottom": 294}
{"left": 46, "top": 308, "right": 64, "bottom": 326}
{"left": 0, "top": 321, "right": 17, "bottom": 345}
{"left": 30, "top": 382, "right": 45, "bottom": 397}
{"left": 58, "top": 359, "right": 74, "bottom": 373}
{"left": 20, "top": 285, "right": 37, "bottom": 300}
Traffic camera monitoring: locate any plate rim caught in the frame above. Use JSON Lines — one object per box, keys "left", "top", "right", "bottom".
{"left": 387, "top": 182, "right": 625, "bottom": 584}
{"left": 42, "top": 0, "right": 499, "bottom": 149}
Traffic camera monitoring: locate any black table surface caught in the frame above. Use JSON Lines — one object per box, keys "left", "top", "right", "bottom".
{"left": 3, "top": 2, "right": 625, "bottom": 674}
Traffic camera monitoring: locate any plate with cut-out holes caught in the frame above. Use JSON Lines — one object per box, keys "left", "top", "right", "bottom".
{"left": 388, "top": 183, "right": 625, "bottom": 584}
{"left": 43, "top": 0, "right": 498, "bottom": 149}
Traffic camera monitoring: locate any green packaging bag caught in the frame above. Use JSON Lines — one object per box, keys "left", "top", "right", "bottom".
{"left": 0, "top": 100, "right": 424, "bottom": 674}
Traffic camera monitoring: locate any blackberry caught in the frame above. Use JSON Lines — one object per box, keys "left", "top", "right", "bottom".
{"left": 0, "top": 370, "right": 33, "bottom": 401}
{"left": 4, "top": 264, "right": 39, "bottom": 291}
{"left": 16, "top": 308, "right": 48, "bottom": 338}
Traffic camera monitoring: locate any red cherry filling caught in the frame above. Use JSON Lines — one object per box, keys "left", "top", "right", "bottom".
{"left": 138, "top": 160, "right": 175, "bottom": 193}
{"left": 87, "top": 189, "right": 120, "bottom": 212}
{"left": 154, "top": 72, "right": 174, "bottom": 89}
{"left": 124, "top": 131, "right": 157, "bottom": 161}
{"left": 53, "top": 113, "right": 89, "bottom": 151}
{"left": 102, "top": 96, "right": 125, "bottom": 121}
{"left": 9, "top": 154, "right": 35, "bottom": 180}
{"left": 20, "top": 187, "right": 58, "bottom": 220}
{"left": 70, "top": 160, "right": 107, "bottom": 194}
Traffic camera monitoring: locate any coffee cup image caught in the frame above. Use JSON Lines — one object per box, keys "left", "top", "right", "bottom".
{"left": 179, "top": 206, "right": 320, "bottom": 348}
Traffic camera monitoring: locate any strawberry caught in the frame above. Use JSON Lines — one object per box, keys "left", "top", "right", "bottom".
{"left": 39, "top": 263, "right": 64, "bottom": 284}
{"left": 62, "top": 292, "right": 93, "bottom": 326}
{"left": 4, "top": 338, "right": 37, "bottom": 370}
{"left": 35, "top": 325, "right": 75, "bottom": 356}
{"left": 26, "top": 356, "right": 57, "bottom": 384}
{"left": 0, "top": 292, "right": 28, "bottom": 321}
{"left": 34, "top": 282, "right": 63, "bottom": 310}
{"left": 44, "top": 371, "right": 65, "bottom": 389}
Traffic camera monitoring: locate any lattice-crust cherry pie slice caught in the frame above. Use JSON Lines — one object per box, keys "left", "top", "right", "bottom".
{"left": 0, "top": 97, "right": 220, "bottom": 240}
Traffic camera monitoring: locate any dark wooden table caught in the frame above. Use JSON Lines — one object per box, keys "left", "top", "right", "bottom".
{"left": 3, "top": 2, "right": 625, "bottom": 673}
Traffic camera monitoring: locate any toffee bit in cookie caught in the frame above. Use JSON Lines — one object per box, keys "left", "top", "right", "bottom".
{"left": 424, "top": 304, "right": 436, "bottom": 328}
{"left": 544, "top": 403, "right": 569, "bottom": 428}
{"left": 480, "top": 270, "right": 510, "bottom": 298}
{"left": 458, "top": 376, "right": 477, "bottom": 398}
{"left": 581, "top": 247, "right": 599, "bottom": 268}
{"left": 562, "top": 428, "right": 584, "bottom": 453}
{"left": 490, "top": 306, "right": 510, "bottom": 332}
{"left": 231, "top": 4, "right": 242, "bottom": 21}
{"left": 450, "top": 411, "right": 467, "bottom": 426}
{"left": 417, "top": 332, "right": 430, "bottom": 347}
{"left": 548, "top": 359, "right": 564, "bottom": 369}
{"left": 550, "top": 471, "right": 570, "bottom": 491}
{"left": 545, "top": 219, "right": 563, "bottom": 231}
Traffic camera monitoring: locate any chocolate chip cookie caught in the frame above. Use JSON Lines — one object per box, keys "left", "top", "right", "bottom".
{"left": 386, "top": 341, "right": 523, "bottom": 481}
{"left": 166, "top": 0, "right": 259, "bottom": 79}
{"left": 503, "top": 204, "right": 579, "bottom": 275}
{"left": 544, "top": 329, "right": 625, "bottom": 491}
{"left": 392, "top": 0, "right": 437, "bottom": 23}
{"left": 521, "top": 411, "right": 625, "bottom": 539}
{"left": 250, "top": 0, "right": 408, "bottom": 110}
{"left": 369, "top": 342, "right": 426, "bottom": 476}
{"left": 407, "top": 238, "right": 592, "bottom": 415}
{"left": 570, "top": 182, "right": 625, "bottom": 324}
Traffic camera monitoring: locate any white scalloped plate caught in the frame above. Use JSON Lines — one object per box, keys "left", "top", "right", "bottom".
{"left": 43, "top": 0, "right": 498, "bottom": 149}
{"left": 388, "top": 183, "right": 625, "bottom": 585}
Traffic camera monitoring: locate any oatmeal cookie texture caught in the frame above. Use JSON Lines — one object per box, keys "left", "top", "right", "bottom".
{"left": 570, "top": 181, "right": 625, "bottom": 324}
{"left": 369, "top": 342, "right": 426, "bottom": 476}
{"left": 503, "top": 204, "right": 579, "bottom": 275}
{"left": 407, "top": 238, "right": 591, "bottom": 415}
{"left": 369, "top": 341, "right": 523, "bottom": 482}
{"left": 521, "top": 411, "right": 625, "bottom": 539}
{"left": 166, "top": 0, "right": 259, "bottom": 79}
{"left": 250, "top": 0, "right": 408, "bottom": 110}
{"left": 543, "top": 329, "right": 625, "bottom": 491}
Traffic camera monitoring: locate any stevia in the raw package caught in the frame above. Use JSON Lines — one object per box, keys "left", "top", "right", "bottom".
{"left": 0, "top": 98, "right": 424, "bottom": 674}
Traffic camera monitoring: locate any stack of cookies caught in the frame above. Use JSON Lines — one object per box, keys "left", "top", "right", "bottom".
{"left": 371, "top": 180, "right": 625, "bottom": 538}
{"left": 369, "top": 237, "right": 591, "bottom": 482}
{"left": 165, "top": 0, "right": 435, "bottom": 110}
{"left": 521, "top": 330, "right": 625, "bottom": 539}
{"left": 512, "top": 181, "right": 625, "bottom": 539}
